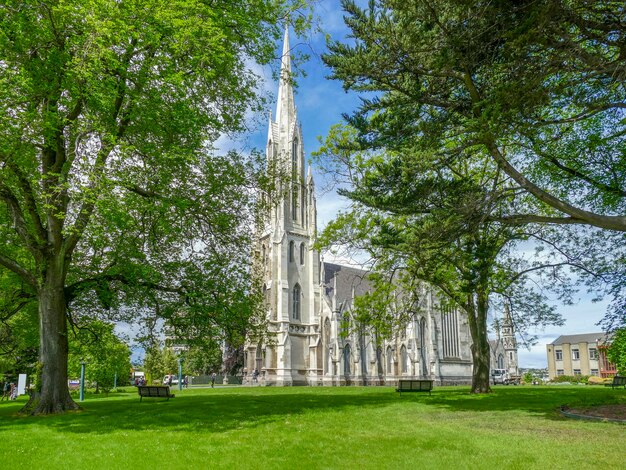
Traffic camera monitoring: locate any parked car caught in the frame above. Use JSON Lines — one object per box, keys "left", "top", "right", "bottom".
{"left": 162, "top": 375, "right": 179, "bottom": 385}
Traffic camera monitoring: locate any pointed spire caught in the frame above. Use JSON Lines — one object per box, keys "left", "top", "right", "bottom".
{"left": 275, "top": 26, "right": 296, "bottom": 132}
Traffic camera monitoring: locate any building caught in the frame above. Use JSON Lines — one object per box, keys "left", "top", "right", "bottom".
{"left": 546, "top": 333, "right": 615, "bottom": 379}
{"left": 489, "top": 304, "right": 519, "bottom": 376}
{"left": 242, "top": 29, "right": 516, "bottom": 386}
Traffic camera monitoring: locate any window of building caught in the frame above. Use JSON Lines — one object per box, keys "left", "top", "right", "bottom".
{"left": 555, "top": 350, "right": 563, "bottom": 361}
{"left": 292, "top": 187, "right": 298, "bottom": 221}
{"left": 590, "top": 369, "right": 599, "bottom": 376}
{"left": 589, "top": 348, "right": 598, "bottom": 360}
{"left": 441, "top": 305, "right": 459, "bottom": 358}
{"left": 289, "top": 240, "right": 294, "bottom": 262}
{"left": 292, "top": 137, "right": 298, "bottom": 173}
{"left": 572, "top": 349, "right": 580, "bottom": 360}
{"left": 300, "top": 242, "right": 305, "bottom": 265}
{"left": 343, "top": 344, "right": 351, "bottom": 376}
{"left": 573, "top": 369, "right": 581, "bottom": 376}
{"left": 557, "top": 369, "right": 564, "bottom": 376}
{"left": 292, "top": 283, "right": 301, "bottom": 320}
{"left": 401, "top": 345, "right": 408, "bottom": 374}
{"left": 386, "top": 346, "right": 393, "bottom": 375}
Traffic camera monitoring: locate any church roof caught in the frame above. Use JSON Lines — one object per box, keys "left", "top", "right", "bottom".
{"left": 322, "top": 262, "right": 371, "bottom": 312}
{"left": 550, "top": 332, "right": 610, "bottom": 346}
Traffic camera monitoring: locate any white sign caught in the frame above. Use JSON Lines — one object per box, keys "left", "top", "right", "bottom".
{"left": 17, "top": 374, "right": 27, "bottom": 395}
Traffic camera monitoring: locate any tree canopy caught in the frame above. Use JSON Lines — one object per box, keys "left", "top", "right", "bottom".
{"left": 325, "top": 0, "right": 626, "bottom": 231}
{"left": 0, "top": 0, "right": 307, "bottom": 414}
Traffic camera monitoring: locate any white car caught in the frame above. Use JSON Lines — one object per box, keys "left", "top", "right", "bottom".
{"left": 162, "top": 375, "right": 179, "bottom": 385}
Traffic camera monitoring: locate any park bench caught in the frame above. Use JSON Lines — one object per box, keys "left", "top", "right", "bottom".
{"left": 396, "top": 379, "right": 433, "bottom": 395}
{"left": 137, "top": 385, "right": 175, "bottom": 401}
{"left": 606, "top": 376, "right": 626, "bottom": 389}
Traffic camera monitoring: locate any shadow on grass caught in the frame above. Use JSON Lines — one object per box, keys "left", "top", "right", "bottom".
{"left": 0, "top": 385, "right": 623, "bottom": 435}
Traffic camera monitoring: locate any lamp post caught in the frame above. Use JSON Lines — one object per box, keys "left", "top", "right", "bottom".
{"left": 80, "top": 360, "right": 86, "bottom": 402}
{"left": 114, "top": 371, "right": 117, "bottom": 389}
{"left": 177, "top": 357, "right": 183, "bottom": 391}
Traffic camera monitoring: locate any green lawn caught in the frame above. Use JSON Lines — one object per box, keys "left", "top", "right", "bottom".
{"left": 0, "top": 385, "right": 623, "bottom": 469}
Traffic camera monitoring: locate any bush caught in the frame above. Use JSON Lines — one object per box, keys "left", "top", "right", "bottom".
{"left": 551, "top": 375, "right": 589, "bottom": 384}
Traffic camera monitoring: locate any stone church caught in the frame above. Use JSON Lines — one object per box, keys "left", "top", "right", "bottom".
{"left": 243, "top": 29, "right": 517, "bottom": 386}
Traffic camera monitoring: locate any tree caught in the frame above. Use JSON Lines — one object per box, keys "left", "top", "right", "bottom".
{"left": 324, "top": 0, "right": 626, "bottom": 231}
{"left": 0, "top": 0, "right": 306, "bottom": 414}
{"left": 607, "top": 328, "right": 626, "bottom": 376}
{"left": 67, "top": 321, "right": 131, "bottom": 393}
{"left": 315, "top": 125, "right": 563, "bottom": 393}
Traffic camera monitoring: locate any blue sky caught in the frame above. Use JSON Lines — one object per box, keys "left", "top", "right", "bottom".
{"left": 226, "top": 1, "right": 610, "bottom": 369}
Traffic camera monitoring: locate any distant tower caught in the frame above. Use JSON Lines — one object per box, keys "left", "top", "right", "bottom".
{"left": 248, "top": 27, "right": 321, "bottom": 385}
{"left": 502, "top": 303, "right": 518, "bottom": 375}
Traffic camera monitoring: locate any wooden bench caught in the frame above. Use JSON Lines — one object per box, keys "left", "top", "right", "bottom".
{"left": 607, "top": 376, "right": 626, "bottom": 389}
{"left": 396, "top": 379, "right": 433, "bottom": 395}
{"left": 138, "top": 385, "right": 175, "bottom": 401}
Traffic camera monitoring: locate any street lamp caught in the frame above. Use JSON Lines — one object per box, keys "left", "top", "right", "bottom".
{"left": 80, "top": 360, "right": 87, "bottom": 402}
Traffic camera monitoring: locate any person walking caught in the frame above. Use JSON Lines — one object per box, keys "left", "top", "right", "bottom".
{"left": 1, "top": 380, "right": 10, "bottom": 401}
{"left": 210, "top": 372, "right": 216, "bottom": 388}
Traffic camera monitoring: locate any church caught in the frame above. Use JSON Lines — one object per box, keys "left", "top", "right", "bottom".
{"left": 243, "top": 29, "right": 518, "bottom": 386}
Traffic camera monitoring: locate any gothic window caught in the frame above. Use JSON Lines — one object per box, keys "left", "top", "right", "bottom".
{"left": 292, "top": 137, "right": 299, "bottom": 174}
{"left": 301, "top": 186, "right": 305, "bottom": 224}
{"left": 262, "top": 284, "right": 269, "bottom": 307}
{"left": 386, "top": 346, "right": 393, "bottom": 375}
{"left": 497, "top": 353, "right": 504, "bottom": 369}
{"left": 289, "top": 240, "right": 295, "bottom": 262}
{"left": 292, "top": 283, "right": 301, "bottom": 320}
{"left": 419, "top": 317, "right": 428, "bottom": 377}
{"left": 300, "top": 242, "right": 305, "bottom": 265}
{"left": 376, "top": 347, "right": 383, "bottom": 376}
{"left": 401, "top": 345, "right": 408, "bottom": 374}
{"left": 441, "top": 305, "right": 460, "bottom": 358}
{"left": 343, "top": 344, "right": 351, "bottom": 376}
{"left": 292, "top": 187, "right": 298, "bottom": 221}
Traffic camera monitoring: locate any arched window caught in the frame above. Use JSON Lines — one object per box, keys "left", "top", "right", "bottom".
{"left": 419, "top": 317, "right": 428, "bottom": 377}
{"left": 292, "top": 187, "right": 298, "bottom": 221}
{"left": 292, "top": 283, "right": 301, "bottom": 320}
{"left": 376, "top": 347, "right": 384, "bottom": 376}
{"left": 497, "top": 353, "right": 504, "bottom": 369}
{"left": 289, "top": 240, "right": 294, "bottom": 262}
{"left": 292, "top": 137, "right": 298, "bottom": 174}
{"left": 343, "top": 344, "right": 351, "bottom": 376}
{"left": 386, "top": 346, "right": 393, "bottom": 375}
{"left": 401, "top": 345, "right": 408, "bottom": 374}
{"left": 300, "top": 242, "right": 305, "bottom": 265}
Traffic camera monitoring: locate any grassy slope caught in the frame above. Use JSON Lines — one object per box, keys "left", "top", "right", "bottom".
{"left": 0, "top": 385, "right": 623, "bottom": 469}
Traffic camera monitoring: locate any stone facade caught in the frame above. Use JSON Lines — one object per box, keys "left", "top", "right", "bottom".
{"left": 243, "top": 29, "right": 515, "bottom": 386}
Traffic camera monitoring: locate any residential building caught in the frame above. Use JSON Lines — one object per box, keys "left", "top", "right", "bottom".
{"left": 546, "top": 333, "right": 615, "bottom": 379}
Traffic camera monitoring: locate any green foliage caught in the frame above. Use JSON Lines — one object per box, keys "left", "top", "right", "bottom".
{"left": 67, "top": 321, "right": 131, "bottom": 393}
{"left": 607, "top": 328, "right": 626, "bottom": 376}
{"left": 142, "top": 345, "right": 178, "bottom": 383}
{"left": 551, "top": 375, "right": 589, "bottom": 384}
{"left": 325, "top": 1, "right": 626, "bottom": 230}
{"left": 183, "top": 340, "right": 223, "bottom": 376}
{"left": 0, "top": 0, "right": 312, "bottom": 411}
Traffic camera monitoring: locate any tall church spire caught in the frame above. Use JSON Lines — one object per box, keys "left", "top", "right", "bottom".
{"left": 275, "top": 26, "right": 296, "bottom": 132}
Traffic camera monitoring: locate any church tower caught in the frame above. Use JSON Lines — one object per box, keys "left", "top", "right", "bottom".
{"left": 502, "top": 303, "right": 519, "bottom": 376}
{"left": 249, "top": 28, "right": 322, "bottom": 385}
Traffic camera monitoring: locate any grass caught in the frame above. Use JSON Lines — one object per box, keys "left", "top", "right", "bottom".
{"left": 0, "top": 385, "right": 624, "bottom": 469}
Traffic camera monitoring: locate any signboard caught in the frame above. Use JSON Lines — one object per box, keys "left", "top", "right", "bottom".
{"left": 17, "top": 374, "right": 27, "bottom": 395}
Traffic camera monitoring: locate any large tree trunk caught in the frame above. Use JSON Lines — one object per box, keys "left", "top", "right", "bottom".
{"left": 466, "top": 290, "right": 492, "bottom": 394}
{"left": 21, "top": 261, "right": 79, "bottom": 415}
